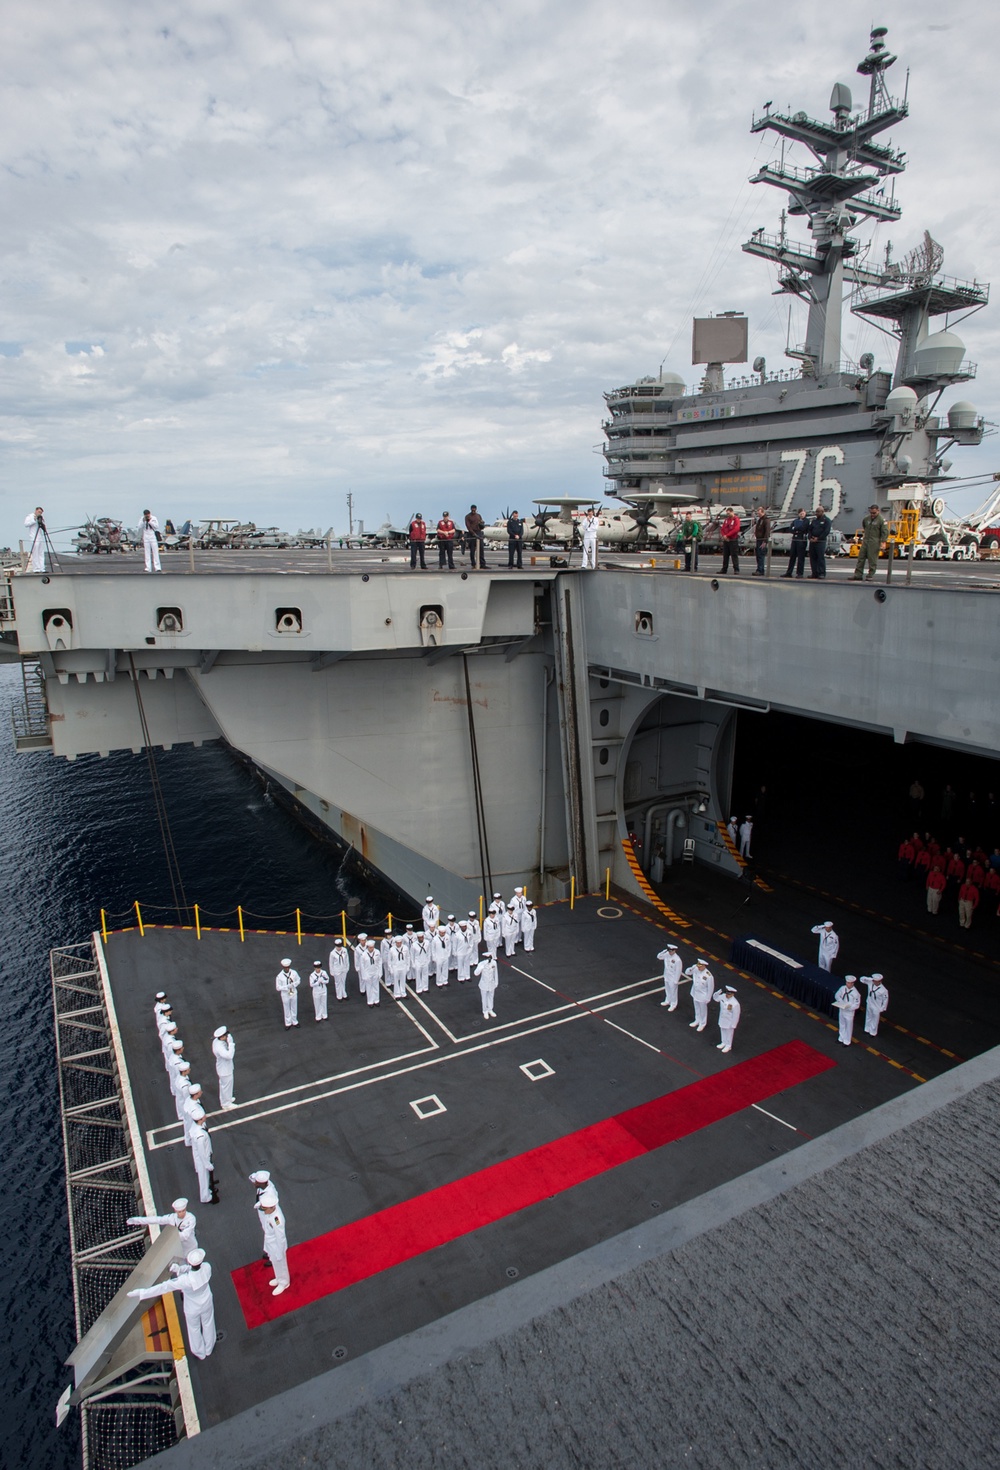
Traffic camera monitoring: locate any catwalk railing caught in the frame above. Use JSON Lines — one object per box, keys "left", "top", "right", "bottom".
{"left": 51, "top": 942, "right": 183, "bottom": 1470}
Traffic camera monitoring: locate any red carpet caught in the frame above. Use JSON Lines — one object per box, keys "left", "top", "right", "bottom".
{"left": 233, "top": 1039, "right": 833, "bottom": 1326}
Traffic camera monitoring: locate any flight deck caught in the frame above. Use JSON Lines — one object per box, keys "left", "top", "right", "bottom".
{"left": 97, "top": 894, "right": 958, "bottom": 1432}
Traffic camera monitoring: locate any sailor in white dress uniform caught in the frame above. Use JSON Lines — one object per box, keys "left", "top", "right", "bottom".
{"left": 127, "top": 1198, "right": 198, "bottom": 1255}
{"left": 328, "top": 939, "right": 350, "bottom": 1000}
{"left": 275, "top": 960, "right": 300, "bottom": 1026}
{"left": 308, "top": 962, "right": 330, "bottom": 1020}
{"left": 474, "top": 953, "right": 499, "bottom": 1018}
{"left": 712, "top": 986, "right": 741, "bottom": 1052}
{"left": 811, "top": 921, "right": 840, "bottom": 973}
{"left": 140, "top": 510, "right": 162, "bottom": 571}
{"left": 862, "top": 973, "right": 889, "bottom": 1036}
{"left": 685, "top": 958, "right": 715, "bottom": 1030}
{"left": 212, "top": 1025, "right": 236, "bottom": 1108}
{"left": 657, "top": 943, "right": 682, "bottom": 1009}
{"left": 257, "top": 1187, "right": 290, "bottom": 1295}
{"left": 129, "top": 1249, "right": 216, "bottom": 1358}
{"left": 833, "top": 976, "right": 861, "bottom": 1045}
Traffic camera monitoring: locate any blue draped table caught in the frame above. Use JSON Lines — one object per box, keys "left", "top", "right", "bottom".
{"left": 729, "top": 935, "right": 838, "bottom": 1012}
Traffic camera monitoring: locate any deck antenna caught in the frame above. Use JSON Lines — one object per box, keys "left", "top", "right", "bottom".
{"left": 346, "top": 491, "right": 355, "bottom": 538}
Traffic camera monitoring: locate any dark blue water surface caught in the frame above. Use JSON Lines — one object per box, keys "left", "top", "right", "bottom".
{"left": 0, "top": 663, "right": 405, "bottom": 1470}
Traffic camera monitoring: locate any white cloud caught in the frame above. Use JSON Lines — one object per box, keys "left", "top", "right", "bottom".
{"left": 0, "top": 0, "right": 998, "bottom": 545}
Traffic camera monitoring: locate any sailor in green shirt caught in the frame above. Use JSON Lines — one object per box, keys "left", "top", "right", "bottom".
{"left": 680, "top": 515, "right": 701, "bottom": 571}
{"left": 853, "top": 503, "right": 889, "bottom": 580}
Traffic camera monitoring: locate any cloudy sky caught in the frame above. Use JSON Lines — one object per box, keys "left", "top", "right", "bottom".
{"left": 1, "top": 0, "right": 997, "bottom": 547}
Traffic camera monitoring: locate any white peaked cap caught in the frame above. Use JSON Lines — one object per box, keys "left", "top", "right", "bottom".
{"left": 696, "top": 957, "right": 708, "bottom": 964}
{"left": 249, "top": 1170, "right": 270, "bottom": 1184}
{"left": 258, "top": 1187, "right": 279, "bottom": 1208}
{"left": 172, "top": 1198, "right": 188, "bottom": 1211}
{"left": 725, "top": 985, "right": 737, "bottom": 993}
{"left": 667, "top": 943, "right": 678, "bottom": 949}
{"left": 281, "top": 957, "right": 291, "bottom": 966}
{"left": 186, "top": 1249, "right": 206, "bottom": 1266}
{"left": 213, "top": 1025, "right": 227, "bottom": 1038}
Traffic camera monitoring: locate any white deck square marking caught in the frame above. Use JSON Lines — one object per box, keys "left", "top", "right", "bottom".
{"left": 410, "top": 1093, "right": 446, "bottom": 1119}
{"left": 520, "top": 1059, "right": 554, "bottom": 1082}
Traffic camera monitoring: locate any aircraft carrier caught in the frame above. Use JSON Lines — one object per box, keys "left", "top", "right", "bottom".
{"left": 6, "top": 26, "right": 1000, "bottom": 1470}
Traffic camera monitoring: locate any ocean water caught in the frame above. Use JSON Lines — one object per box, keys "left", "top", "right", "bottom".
{"left": 0, "top": 663, "right": 404, "bottom": 1470}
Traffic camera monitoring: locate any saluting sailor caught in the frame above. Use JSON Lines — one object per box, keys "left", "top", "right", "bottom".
{"left": 128, "top": 1249, "right": 217, "bottom": 1359}
{"left": 257, "top": 1187, "right": 290, "bottom": 1296}
{"left": 811, "top": 921, "right": 840, "bottom": 973}
{"left": 275, "top": 959, "right": 300, "bottom": 1028}
{"left": 657, "top": 942, "right": 682, "bottom": 1010}
{"left": 712, "top": 985, "right": 741, "bottom": 1052}
{"left": 128, "top": 1198, "right": 199, "bottom": 1255}
{"left": 309, "top": 961, "right": 330, "bottom": 1020}
{"left": 212, "top": 1025, "right": 236, "bottom": 1109}
{"left": 833, "top": 975, "right": 861, "bottom": 1046}
{"left": 475, "top": 952, "right": 499, "bottom": 1019}
{"left": 862, "top": 973, "right": 889, "bottom": 1036}
{"left": 685, "top": 957, "right": 715, "bottom": 1031}
{"left": 328, "top": 938, "right": 350, "bottom": 1001}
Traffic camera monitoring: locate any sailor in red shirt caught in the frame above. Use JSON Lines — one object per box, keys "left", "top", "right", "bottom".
{"left": 958, "top": 879, "right": 980, "bottom": 929}
{"left": 930, "top": 851, "right": 947, "bottom": 874}
{"left": 946, "top": 850, "right": 965, "bottom": 885}
{"left": 914, "top": 846, "right": 931, "bottom": 878}
{"left": 436, "top": 512, "right": 457, "bottom": 570}
{"left": 909, "top": 832, "right": 925, "bottom": 852}
{"left": 982, "top": 867, "right": 1000, "bottom": 901}
{"left": 897, "top": 837, "right": 915, "bottom": 878}
{"left": 719, "top": 508, "right": 742, "bottom": 575}
{"left": 408, "top": 512, "right": 428, "bottom": 570}
{"left": 925, "top": 867, "right": 946, "bottom": 914}
{"left": 967, "top": 855, "right": 986, "bottom": 886}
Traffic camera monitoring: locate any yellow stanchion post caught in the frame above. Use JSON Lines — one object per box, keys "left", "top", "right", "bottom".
{"left": 296, "top": 908, "right": 302, "bottom": 946}
{"left": 100, "top": 909, "right": 108, "bottom": 944}
{"left": 605, "top": 867, "right": 610, "bottom": 900}
{"left": 570, "top": 876, "right": 575, "bottom": 911}
{"left": 479, "top": 894, "right": 483, "bottom": 926}
{"left": 194, "top": 904, "right": 201, "bottom": 940}
{"left": 388, "top": 912, "right": 392, "bottom": 933}
{"left": 135, "top": 901, "right": 145, "bottom": 937}
{"left": 238, "top": 905, "right": 245, "bottom": 943}
{"left": 341, "top": 909, "right": 347, "bottom": 941}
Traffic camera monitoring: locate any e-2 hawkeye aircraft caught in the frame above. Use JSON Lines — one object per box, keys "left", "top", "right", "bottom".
{"left": 482, "top": 497, "right": 602, "bottom": 548}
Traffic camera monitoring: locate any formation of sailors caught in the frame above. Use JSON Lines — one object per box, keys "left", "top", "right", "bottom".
{"left": 275, "top": 890, "right": 538, "bottom": 1024}
{"left": 808, "top": 921, "right": 890, "bottom": 1046}
{"left": 655, "top": 945, "right": 741, "bottom": 1053}
{"left": 897, "top": 830, "right": 1000, "bottom": 928}
{"left": 152, "top": 992, "right": 221, "bottom": 1207}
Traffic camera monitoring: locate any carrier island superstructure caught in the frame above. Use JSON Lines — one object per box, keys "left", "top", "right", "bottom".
{"left": 2, "top": 27, "right": 998, "bottom": 925}
{"left": 603, "top": 27, "right": 989, "bottom": 535}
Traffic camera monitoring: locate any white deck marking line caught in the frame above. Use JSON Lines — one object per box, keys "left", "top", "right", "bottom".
{"left": 394, "top": 998, "right": 440, "bottom": 1049}
{"left": 603, "top": 1018, "right": 663, "bottom": 1054}
{"left": 445, "top": 973, "right": 662, "bottom": 1044}
{"left": 750, "top": 1103, "right": 799, "bottom": 1132}
{"left": 406, "top": 987, "right": 459, "bottom": 1043}
{"left": 146, "top": 986, "right": 670, "bottom": 1147}
{"left": 145, "top": 1039, "right": 439, "bottom": 1147}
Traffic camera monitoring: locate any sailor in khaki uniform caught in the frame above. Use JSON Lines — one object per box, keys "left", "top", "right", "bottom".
{"left": 128, "top": 1249, "right": 216, "bottom": 1359}
{"left": 712, "top": 985, "right": 741, "bottom": 1052}
{"left": 657, "top": 943, "right": 682, "bottom": 1009}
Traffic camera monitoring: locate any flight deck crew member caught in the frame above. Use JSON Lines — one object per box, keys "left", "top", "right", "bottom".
{"left": 521, "top": 901, "right": 537, "bottom": 952}
{"left": 128, "top": 1248, "right": 216, "bottom": 1359}
{"left": 685, "top": 957, "right": 715, "bottom": 1030}
{"left": 386, "top": 937, "right": 410, "bottom": 997}
{"left": 807, "top": 507, "right": 830, "bottom": 578}
{"left": 862, "top": 974, "right": 889, "bottom": 1036}
{"left": 719, "top": 508, "right": 741, "bottom": 575}
{"left": 926, "top": 866, "right": 946, "bottom": 913}
{"left": 833, "top": 976, "right": 861, "bottom": 1045}
{"left": 475, "top": 952, "right": 499, "bottom": 1018}
{"left": 507, "top": 510, "right": 524, "bottom": 569}
{"left": 141, "top": 510, "right": 162, "bottom": 572}
{"left": 309, "top": 961, "right": 330, "bottom": 1019}
{"left": 465, "top": 505, "right": 487, "bottom": 568}
{"left": 437, "top": 512, "right": 457, "bottom": 569}
{"left": 409, "top": 931, "right": 432, "bottom": 993}
{"left": 328, "top": 938, "right": 350, "bottom": 1000}
{"left": 257, "top": 1188, "right": 290, "bottom": 1295}
{"left": 958, "top": 878, "right": 980, "bottom": 929}
{"left": 24, "top": 508, "right": 47, "bottom": 572}
{"left": 187, "top": 1106, "right": 218, "bottom": 1204}
{"left": 811, "top": 921, "right": 840, "bottom": 972}
{"left": 853, "top": 505, "right": 888, "bottom": 581}
{"left": 408, "top": 513, "right": 427, "bottom": 569}
{"left": 712, "top": 985, "right": 741, "bottom": 1052}
{"left": 128, "top": 1198, "right": 199, "bottom": 1255}
{"left": 582, "top": 511, "right": 599, "bottom": 570}
{"left": 752, "top": 506, "right": 770, "bottom": 576}
{"left": 275, "top": 960, "right": 300, "bottom": 1027}
{"left": 657, "top": 942, "right": 682, "bottom": 1009}
{"left": 781, "top": 508, "right": 810, "bottom": 578}
{"left": 212, "top": 1026, "right": 236, "bottom": 1109}
{"left": 680, "top": 514, "right": 700, "bottom": 571}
